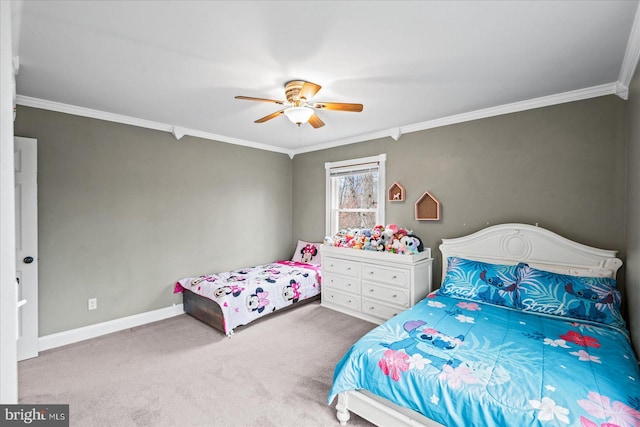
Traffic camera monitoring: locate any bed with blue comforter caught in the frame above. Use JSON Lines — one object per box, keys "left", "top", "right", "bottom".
{"left": 329, "top": 256, "right": 640, "bottom": 427}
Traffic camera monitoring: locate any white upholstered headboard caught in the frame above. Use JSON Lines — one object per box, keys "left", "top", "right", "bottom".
{"left": 439, "top": 223, "right": 623, "bottom": 284}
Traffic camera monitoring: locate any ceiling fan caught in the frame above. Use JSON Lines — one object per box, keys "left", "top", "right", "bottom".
{"left": 235, "top": 80, "right": 363, "bottom": 128}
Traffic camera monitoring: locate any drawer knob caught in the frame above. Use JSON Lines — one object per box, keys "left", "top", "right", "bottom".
{"left": 348, "top": 299, "right": 352, "bottom": 303}
{"left": 392, "top": 275, "right": 397, "bottom": 279}
{"left": 370, "top": 306, "right": 375, "bottom": 310}
{"left": 368, "top": 271, "right": 374, "bottom": 275}
{"left": 392, "top": 294, "right": 397, "bottom": 298}
{"left": 369, "top": 289, "right": 374, "bottom": 292}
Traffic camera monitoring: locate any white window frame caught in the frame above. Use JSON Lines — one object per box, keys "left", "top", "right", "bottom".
{"left": 325, "top": 154, "right": 386, "bottom": 236}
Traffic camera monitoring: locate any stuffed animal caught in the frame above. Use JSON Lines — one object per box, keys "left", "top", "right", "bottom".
{"left": 401, "top": 235, "right": 417, "bottom": 254}
{"left": 352, "top": 235, "right": 365, "bottom": 250}
{"left": 385, "top": 224, "right": 399, "bottom": 238}
{"left": 362, "top": 239, "right": 375, "bottom": 251}
{"left": 381, "top": 229, "right": 394, "bottom": 249}
{"left": 390, "top": 238, "right": 405, "bottom": 254}
{"left": 382, "top": 224, "right": 401, "bottom": 250}
{"left": 325, "top": 225, "right": 423, "bottom": 256}
{"left": 368, "top": 236, "right": 383, "bottom": 251}
{"left": 371, "top": 226, "right": 384, "bottom": 248}
{"left": 406, "top": 234, "right": 424, "bottom": 254}
{"left": 395, "top": 227, "right": 408, "bottom": 239}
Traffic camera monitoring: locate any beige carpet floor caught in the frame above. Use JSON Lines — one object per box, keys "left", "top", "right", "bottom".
{"left": 19, "top": 301, "right": 377, "bottom": 427}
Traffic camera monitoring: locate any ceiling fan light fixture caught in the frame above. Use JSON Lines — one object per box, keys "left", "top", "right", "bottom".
{"left": 284, "top": 106, "right": 314, "bottom": 125}
{"left": 235, "top": 80, "right": 359, "bottom": 129}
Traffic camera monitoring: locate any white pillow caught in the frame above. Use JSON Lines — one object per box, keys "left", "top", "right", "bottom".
{"left": 291, "top": 240, "right": 321, "bottom": 265}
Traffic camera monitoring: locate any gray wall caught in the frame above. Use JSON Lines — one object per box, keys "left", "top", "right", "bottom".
{"left": 293, "top": 96, "right": 628, "bottom": 301}
{"left": 626, "top": 67, "right": 640, "bottom": 355}
{"left": 15, "top": 106, "right": 293, "bottom": 336}
{"left": 14, "top": 94, "right": 631, "bottom": 339}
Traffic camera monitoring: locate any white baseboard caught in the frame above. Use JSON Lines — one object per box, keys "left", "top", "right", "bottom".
{"left": 38, "top": 304, "right": 185, "bottom": 352}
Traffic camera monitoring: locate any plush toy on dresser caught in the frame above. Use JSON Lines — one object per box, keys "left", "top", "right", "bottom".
{"left": 324, "top": 224, "right": 424, "bottom": 255}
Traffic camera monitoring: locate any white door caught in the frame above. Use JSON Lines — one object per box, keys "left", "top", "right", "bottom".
{"left": 14, "top": 137, "right": 38, "bottom": 361}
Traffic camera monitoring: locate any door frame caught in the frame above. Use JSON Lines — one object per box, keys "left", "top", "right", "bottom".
{"left": 15, "top": 137, "right": 38, "bottom": 361}
{"left": 0, "top": 0, "right": 18, "bottom": 403}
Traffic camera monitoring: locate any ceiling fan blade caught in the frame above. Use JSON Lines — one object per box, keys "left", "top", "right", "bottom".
{"left": 308, "top": 113, "right": 325, "bottom": 129}
{"left": 255, "top": 110, "right": 285, "bottom": 123}
{"left": 311, "top": 102, "right": 363, "bottom": 112}
{"left": 235, "top": 96, "right": 286, "bottom": 105}
{"left": 299, "top": 81, "right": 321, "bottom": 101}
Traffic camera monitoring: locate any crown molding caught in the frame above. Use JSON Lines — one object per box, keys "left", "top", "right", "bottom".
{"left": 15, "top": 95, "right": 294, "bottom": 156}
{"left": 400, "top": 83, "right": 618, "bottom": 135}
{"left": 291, "top": 82, "right": 619, "bottom": 156}
{"left": 292, "top": 128, "right": 394, "bottom": 156}
{"left": 17, "top": 81, "right": 619, "bottom": 159}
{"left": 616, "top": 82, "right": 629, "bottom": 101}
{"left": 618, "top": 1, "right": 640, "bottom": 94}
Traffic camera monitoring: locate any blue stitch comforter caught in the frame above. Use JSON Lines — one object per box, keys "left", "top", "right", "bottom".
{"left": 328, "top": 294, "right": 640, "bottom": 427}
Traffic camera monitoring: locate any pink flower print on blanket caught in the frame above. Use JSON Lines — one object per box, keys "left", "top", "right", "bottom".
{"left": 246, "top": 288, "right": 270, "bottom": 313}
{"left": 438, "top": 364, "right": 480, "bottom": 389}
{"left": 378, "top": 349, "right": 410, "bottom": 381}
{"left": 578, "top": 391, "right": 640, "bottom": 427}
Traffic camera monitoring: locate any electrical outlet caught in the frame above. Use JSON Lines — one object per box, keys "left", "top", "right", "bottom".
{"left": 88, "top": 298, "right": 97, "bottom": 310}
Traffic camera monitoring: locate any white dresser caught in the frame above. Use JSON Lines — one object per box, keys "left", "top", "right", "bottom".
{"left": 320, "top": 245, "right": 433, "bottom": 324}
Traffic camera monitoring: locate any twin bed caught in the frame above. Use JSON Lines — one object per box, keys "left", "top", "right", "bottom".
{"left": 174, "top": 241, "right": 322, "bottom": 336}
{"left": 328, "top": 223, "right": 640, "bottom": 427}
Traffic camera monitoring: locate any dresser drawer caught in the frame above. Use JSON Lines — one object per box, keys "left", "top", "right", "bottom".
{"left": 324, "top": 273, "right": 361, "bottom": 294}
{"left": 320, "top": 245, "right": 433, "bottom": 323}
{"left": 361, "top": 264, "right": 409, "bottom": 287}
{"left": 323, "top": 257, "right": 360, "bottom": 278}
{"left": 361, "top": 281, "right": 409, "bottom": 307}
{"left": 323, "top": 289, "right": 361, "bottom": 312}
{"left": 361, "top": 298, "right": 403, "bottom": 321}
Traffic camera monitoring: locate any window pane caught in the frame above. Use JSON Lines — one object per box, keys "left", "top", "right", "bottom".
{"left": 338, "top": 211, "right": 377, "bottom": 230}
{"left": 336, "top": 172, "right": 378, "bottom": 209}
{"left": 326, "top": 154, "right": 385, "bottom": 236}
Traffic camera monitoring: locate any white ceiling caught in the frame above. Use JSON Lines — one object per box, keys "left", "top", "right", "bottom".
{"left": 11, "top": 1, "right": 640, "bottom": 156}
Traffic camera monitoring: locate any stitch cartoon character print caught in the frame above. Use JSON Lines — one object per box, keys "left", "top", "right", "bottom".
{"left": 329, "top": 293, "right": 640, "bottom": 427}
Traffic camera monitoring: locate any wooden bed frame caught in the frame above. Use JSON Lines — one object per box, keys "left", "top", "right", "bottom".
{"left": 183, "top": 288, "right": 320, "bottom": 335}
{"left": 334, "top": 223, "right": 623, "bottom": 426}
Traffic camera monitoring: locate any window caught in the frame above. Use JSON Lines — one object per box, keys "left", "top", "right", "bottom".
{"left": 325, "top": 154, "right": 386, "bottom": 236}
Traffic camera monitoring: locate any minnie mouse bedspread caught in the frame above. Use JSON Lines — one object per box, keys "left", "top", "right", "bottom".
{"left": 174, "top": 261, "right": 321, "bottom": 335}
{"left": 328, "top": 293, "right": 640, "bottom": 427}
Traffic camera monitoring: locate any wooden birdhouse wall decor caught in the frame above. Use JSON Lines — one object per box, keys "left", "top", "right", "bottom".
{"left": 415, "top": 191, "right": 441, "bottom": 220}
{"left": 388, "top": 182, "right": 405, "bottom": 202}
